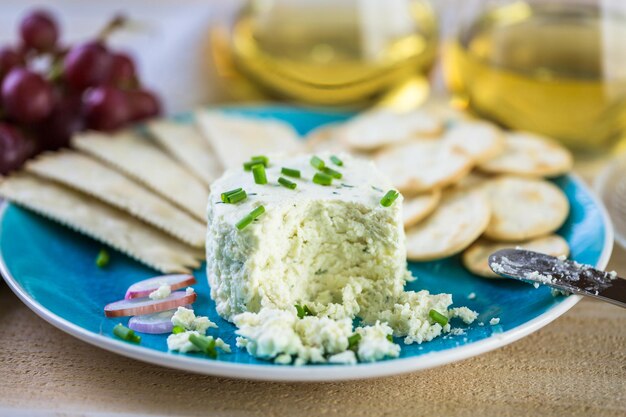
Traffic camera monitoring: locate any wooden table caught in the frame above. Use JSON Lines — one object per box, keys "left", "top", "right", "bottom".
{"left": 0, "top": 243, "right": 624, "bottom": 417}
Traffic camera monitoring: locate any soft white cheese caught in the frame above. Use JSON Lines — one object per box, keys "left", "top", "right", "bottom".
{"left": 166, "top": 330, "right": 230, "bottom": 353}
{"left": 449, "top": 307, "right": 478, "bottom": 324}
{"left": 489, "top": 317, "right": 500, "bottom": 326}
{"left": 206, "top": 153, "right": 407, "bottom": 322}
{"left": 328, "top": 350, "right": 357, "bottom": 365}
{"left": 149, "top": 283, "right": 171, "bottom": 300}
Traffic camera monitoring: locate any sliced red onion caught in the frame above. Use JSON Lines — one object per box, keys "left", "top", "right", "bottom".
{"left": 127, "top": 305, "right": 192, "bottom": 334}
{"left": 105, "top": 291, "right": 197, "bottom": 318}
{"left": 124, "top": 274, "right": 196, "bottom": 299}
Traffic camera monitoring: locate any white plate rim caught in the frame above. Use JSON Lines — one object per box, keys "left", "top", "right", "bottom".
{"left": 0, "top": 174, "right": 614, "bottom": 382}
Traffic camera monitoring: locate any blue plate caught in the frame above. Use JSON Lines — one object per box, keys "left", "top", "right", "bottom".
{"left": 0, "top": 106, "right": 614, "bottom": 381}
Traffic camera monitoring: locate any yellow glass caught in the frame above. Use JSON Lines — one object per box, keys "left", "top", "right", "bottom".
{"left": 445, "top": 1, "right": 626, "bottom": 152}
{"left": 215, "top": 0, "right": 438, "bottom": 108}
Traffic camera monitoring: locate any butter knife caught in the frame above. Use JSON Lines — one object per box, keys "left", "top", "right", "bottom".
{"left": 488, "top": 249, "right": 625, "bottom": 308}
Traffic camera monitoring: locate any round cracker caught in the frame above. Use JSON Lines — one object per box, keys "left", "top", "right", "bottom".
{"left": 462, "top": 235, "right": 570, "bottom": 278}
{"left": 304, "top": 123, "right": 352, "bottom": 154}
{"left": 484, "top": 176, "right": 569, "bottom": 242}
{"left": 375, "top": 141, "right": 473, "bottom": 195}
{"left": 403, "top": 189, "right": 441, "bottom": 228}
{"left": 340, "top": 109, "right": 442, "bottom": 151}
{"left": 444, "top": 120, "right": 505, "bottom": 163}
{"left": 478, "top": 131, "right": 573, "bottom": 177}
{"left": 405, "top": 188, "right": 491, "bottom": 261}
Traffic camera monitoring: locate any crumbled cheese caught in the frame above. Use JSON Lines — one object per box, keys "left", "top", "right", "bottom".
{"left": 526, "top": 271, "right": 554, "bottom": 285}
{"left": 356, "top": 322, "right": 400, "bottom": 363}
{"left": 608, "top": 270, "right": 618, "bottom": 280}
{"left": 167, "top": 330, "right": 230, "bottom": 353}
{"left": 449, "top": 307, "right": 478, "bottom": 324}
{"left": 185, "top": 287, "right": 195, "bottom": 295}
{"left": 533, "top": 282, "right": 540, "bottom": 289}
{"left": 449, "top": 328, "right": 465, "bottom": 336}
{"left": 149, "top": 283, "right": 171, "bottom": 300}
{"left": 489, "top": 317, "right": 500, "bottom": 326}
{"left": 171, "top": 306, "right": 217, "bottom": 334}
{"left": 557, "top": 254, "right": 567, "bottom": 261}
{"left": 328, "top": 350, "right": 357, "bottom": 365}
{"left": 467, "top": 292, "right": 476, "bottom": 300}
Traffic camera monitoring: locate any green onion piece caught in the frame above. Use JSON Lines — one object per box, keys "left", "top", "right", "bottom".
{"left": 222, "top": 189, "right": 247, "bottom": 204}
{"left": 278, "top": 177, "right": 297, "bottom": 190}
{"left": 380, "top": 189, "right": 400, "bottom": 207}
{"left": 312, "top": 172, "right": 332, "bottom": 186}
{"left": 188, "top": 334, "right": 217, "bottom": 358}
{"left": 429, "top": 309, "right": 449, "bottom": 327}
{"left": 322, "top": 166, "right": 342, "bottom": 179}
{"left": 330, "top": 155, "right": 343, "bottom": 166}
{"left": 221, "top": 188, "right": 243, "bottom": 203}
{"left": 95, "top": 249, "right": 110, "bottom": 268}
{"left": 386, "top": 334, "right": 393, "bottom": 342}
{"left": 294, "top": 304, "right": 314, "bottom": 319}
{"left": 310, "top": 155, "right": 325, "bottom": 170}
{"left": 113, "top": 323, "right": 141, "bottom": 343}
{"left": 172, "top": 325, "right": 185, "bottom": 334}
{"left": 252, "top": 163, "right": 267, "bottom": 185}
{"left": 251, "top": 155, "right": 269, "bottom": 164}
{"left": 243, "top": 161, "right": 263, "bottom": 171}
{"left": 236, "top": 205, "right": 266, "bottom": 230}
{"left": 347, "top": 333, "right": 361, "bottom": 350}
{"left": 281, "top": 167, "right": 301, "bottom": 178}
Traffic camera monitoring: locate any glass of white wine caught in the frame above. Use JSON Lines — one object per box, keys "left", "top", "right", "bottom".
{"left": 444, "top": 0, "right": 626, "bottom": 152}
{"left": 213, "top": 0, "right": 438, "bottom": 108}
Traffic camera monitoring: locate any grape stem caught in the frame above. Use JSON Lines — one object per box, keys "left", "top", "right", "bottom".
{"left": 97, "top": 14, "right": 128, "bottom": 41}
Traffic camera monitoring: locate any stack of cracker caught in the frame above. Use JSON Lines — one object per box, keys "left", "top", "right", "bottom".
{"left": 0, "top": 111, "right": 303, "bottom": 273}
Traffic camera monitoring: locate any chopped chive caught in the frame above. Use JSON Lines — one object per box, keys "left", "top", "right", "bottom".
{"left": 95, "top": 249, "right": 110, "bottom": 268}
{"left": 236, "top": 205, "right": 265, "bottom": 230}
{"left": 347, "top": 333, "right": 361, "bottom": 350}
{"left": 380, "top": 189, "right": 399, "bottom": 207}
{"left": 330, "top": 155, "right": 343, "bottom": 166}
{"left": 243, "top": 155, "right": 269, "bottom": 171}
{"left": 172, "top": 325, "right": 185, "bottom": 334}
{"left": 221, "top": 188, "right": 243, "bottom": 203}
{"left": 252, "top": 163, "right": 267, "bottom": 185}
{"left": 188, "top": 334, "right": 217, "bottom": 358}
{"left": 113, "top": 324, "right": 141, "bottom": 343}
{"left": 386, "top": 334, "right": 393, "bottom": 342}
{"left": 278, "top": 177, "right": 297, "bottom": 190}
{"left": 310, "top": 155, "right": 325, "bottom": 170}
{"left": 222, "top": 189, "right": 247, "bottom": 204}
{"left": 294, "top": 304, "right": 314, "bottom": 319}
{"left": 281, "top": 167, "right": 301, "bottom": 178}
{"left": 312, "top": 172, "right": 333, "bottom": 186}
{"left": 429, "top": 309, "right": 449, "bottom": 327}
{"left": 251, "top": 155, "right": 269, "bottom": 164}
{"left": 322, "top": 166, "right": 342, "bottom": 179}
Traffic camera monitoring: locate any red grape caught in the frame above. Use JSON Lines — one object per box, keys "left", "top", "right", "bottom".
{"left": 127, "top": 89, "right": 161, "bottom": 121}
{"left": 63, "top": 41, "right": 112, "bottom": 91}
{"left": 36, "top": 92, "right": 83, "bottom": 150}
{"left": 20, "top": 10, "right": 59, "bottom": 52}
{"left": 2, "top": 68, "right": 54, "bottom": 123}
{"left": 83, "top": 86, "right": 132, "bottom": 131}
{"left": 0, "top": 123, "right": 36, "bottom": 174}
{"left": 108, "top": 52, "right": 136, "bottom": 88}
{"left": 0, "top": 47, "right": 24, "bottom": 78}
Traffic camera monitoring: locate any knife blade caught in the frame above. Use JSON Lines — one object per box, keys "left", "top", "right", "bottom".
{"left": 488, "top": 249, "right": 626, "bottom": 308}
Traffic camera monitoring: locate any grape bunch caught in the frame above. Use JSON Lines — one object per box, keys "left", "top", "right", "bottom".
{"left": 0, "top": 10, "right": 161, "bottom": 174}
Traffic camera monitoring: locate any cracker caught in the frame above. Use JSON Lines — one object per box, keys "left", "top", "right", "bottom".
{"left": 403, "top": 189, "right": 441, "bottom": 228}
{"left": 405, "top": 188, "right": 491, "bottom": 261}
{"left": 374, "top": 141, "right": 473, "bottom": 194}
{"left": 26, "top": 151, "right": 206, "bottom": 248}
{"left": 304, "top": 123, "right": 351, "bottom": 154}
{"left": 484, "top": 176, "right": 569, "bottom": 241}
{"left": 147, "top": 120, "right": 223, "bottom": 187}
{"left": 72, "top": 130, "right": 208, "bottom": 221}
{"left": 0, "top": 173, "right": 203, "bottom": 273}
{"left": 462, "top": 235, "right": 570, "bottom": 278}
{"left": 194, "top": 110, "right": 302, "bottom": 169}
{"left": 443, "top": 120, "right": 504, "bottom": 163}
{"left": 478, "top": 131, "right": 573, "bottom": 177}
{"left": 340, "top": 108, "right": 443, "bottom": 151}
